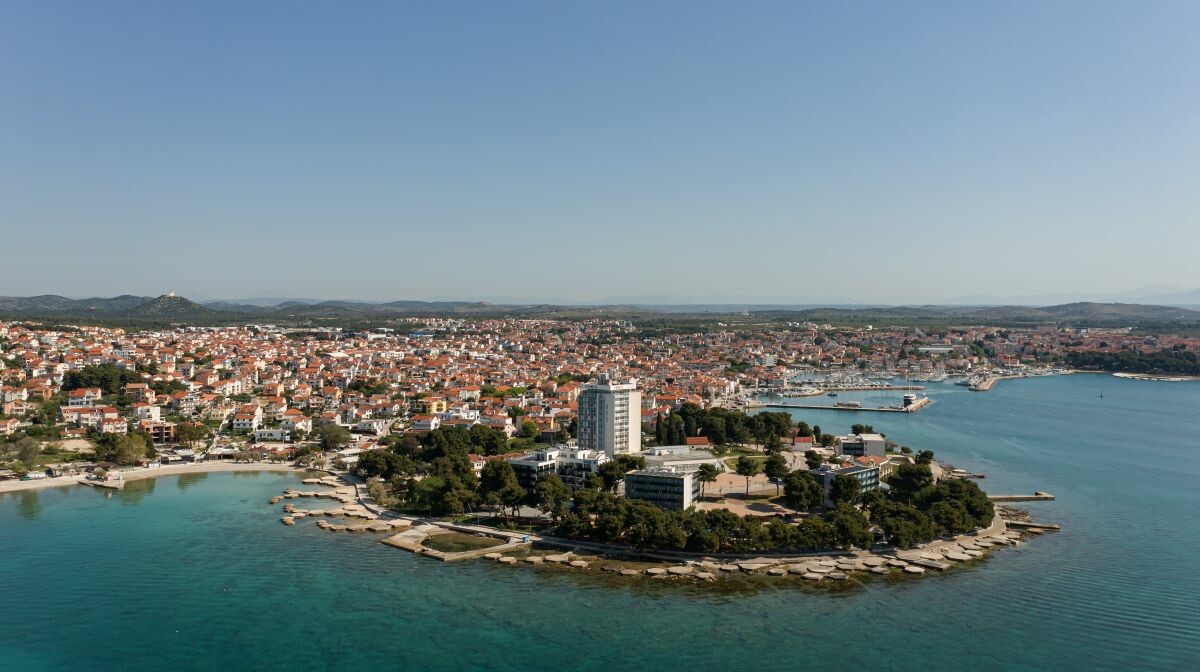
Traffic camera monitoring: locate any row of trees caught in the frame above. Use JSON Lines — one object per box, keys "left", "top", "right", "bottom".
{"left": 549, "top": 457, "right": 993, "bottom": 553}
{"left": 653, "top": 405, "right": 797, "bottom": 446}
{"left": 1065, "top": 349, "right": 1200, "bottom": 375}
{"left": 0, "top": 436, "right": 45, "bottom": 471}
{"left": 557, "top": 490, "right": 873, "bottom": 553}
{"left": 93, "top": 432, "right": 153, "bottom": 465}
{"left": 866, "top": 463, "right": 995, "bottom": 549}
{"left": 62, "top": 364, "right": 142, "bottom": 394}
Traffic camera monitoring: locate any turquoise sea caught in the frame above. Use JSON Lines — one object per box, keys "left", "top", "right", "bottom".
{"left": 2, "top": 374, "right": 1198, "bottom": 671}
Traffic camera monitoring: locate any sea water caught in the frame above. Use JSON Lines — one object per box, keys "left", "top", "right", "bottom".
{"left": 1, "top": 375, "right": 1197, "bottom": 671}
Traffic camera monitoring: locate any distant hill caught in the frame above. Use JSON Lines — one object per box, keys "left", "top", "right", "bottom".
{"left": 0, "top": 294, "right": 158, "bottom": 313}
{"left": 0, "top": 294, "right": 1196, "bottom": 327}
{"left": 123, "top": 294, "right": 216, "bottom": 318}
{"left": 960, "top": 302, "right": 1199, "bottom": 323}
{"left": 202, "top": 300, "right": 273, "bottom": 313}
{"left": 0, "top": 295, "right": 82, "bottom": 313}
{"left": 1043, "top": 302, "right": 1199, "bottom": 321}
{"left": 747, "top": 302, "right": 1200, "bottom": 326}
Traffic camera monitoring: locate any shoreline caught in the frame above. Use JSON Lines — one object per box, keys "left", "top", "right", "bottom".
{"left": 0, "top": 461, "right": 308, "bottom": 494}
{"left": 1111, "top": 372, "right": 1200, "bottom": 382}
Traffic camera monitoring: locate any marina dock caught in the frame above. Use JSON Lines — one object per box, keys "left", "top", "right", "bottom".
{"left": 78, "top": 478, "right": 124, "bottom": 490}
{"left": 749, "top": 396, "right": 932, "bottom": 414}
{"left": 988, "top": 491, "right": 1055, "bottom": 502}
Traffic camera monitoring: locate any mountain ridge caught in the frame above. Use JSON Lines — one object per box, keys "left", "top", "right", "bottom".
{"left": 0, "top": 294, "right": 1196, "bottom": 326}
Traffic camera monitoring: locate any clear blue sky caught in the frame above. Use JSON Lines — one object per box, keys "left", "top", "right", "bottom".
{"left": 2, "top": 1, "right": 1198, "bottom": 304}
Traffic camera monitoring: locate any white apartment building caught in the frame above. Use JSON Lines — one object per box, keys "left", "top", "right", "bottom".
{"left": 577, "top": 374, "right": 641, "bottom": 458}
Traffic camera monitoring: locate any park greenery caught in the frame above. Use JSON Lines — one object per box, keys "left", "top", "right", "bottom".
{"left": 1065, "top": 348, "right": 1200, "bottom": 376}
{"left": 557, "top": 490, "right": 874, "bottom": 553}
{"left": 62, "top": 364, "right": 143, "bottom": 394}
{"left": 352, "top": 414, "right": 994, "bottom": 554}
{"left": 92, "top": 432, "right": 153, "bottom": 466}
{"left": 550, "top": 460, "right": 993, "bottom": 553}
{"left": 653, "top": 404, "right": 796, "bottom": 446}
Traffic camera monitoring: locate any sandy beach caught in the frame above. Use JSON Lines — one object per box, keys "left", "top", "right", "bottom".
{"left": 0, "top": 461, "right": 308, "bottom": 494}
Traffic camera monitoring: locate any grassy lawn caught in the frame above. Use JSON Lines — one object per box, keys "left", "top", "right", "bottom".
{"left": 422, "top": 533, "right": 504, "bottom": 553}
{"left": 723, "top": 455, "right": 768, "bottom": 469}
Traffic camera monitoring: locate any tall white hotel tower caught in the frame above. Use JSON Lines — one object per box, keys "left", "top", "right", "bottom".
{"left": 577, "top": 373, "right": 642, "bottom": 457}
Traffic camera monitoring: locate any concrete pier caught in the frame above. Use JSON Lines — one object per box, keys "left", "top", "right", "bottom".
{"left": 749, "top": 396, "right": 931, "bottom": 414}
{"left": 988, "top": 492, "right": 1055, "bottom": 502}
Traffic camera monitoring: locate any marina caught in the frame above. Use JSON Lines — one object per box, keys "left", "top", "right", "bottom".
{"left": 748, "top": 395, "right": 932, "bottom": 413}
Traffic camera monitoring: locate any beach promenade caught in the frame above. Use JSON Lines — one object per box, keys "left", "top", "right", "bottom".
{"left": 0, "top": 461, "right": 306, "bottom": 494}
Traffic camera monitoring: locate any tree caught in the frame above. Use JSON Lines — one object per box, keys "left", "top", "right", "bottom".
{"left": 887, "top": 463, "right": 934, "bottom": 503}
{"left": 664, "top": 414, "right": 686, "bottom": 446}
{"left": 696, "top": 463, "right": 719, "bottom": 500}
{"left": 479, "top": 460, "right": 525, "bottom": 523}
{"left": 804, "top": 450, "right": 823, "bottom": 470}
{"left": 915, "top": 449, "right": 935, "bottom": 465}
{"left": 94, "top": 433, "right": 149, "bottom": 466}
{"left": 735, "top": 455, "right": 759, "bottom": 495}
{"left": 824, "top": 504, "right": 873, "bottom": 549}
{"left": 829, "top": 474, "right": 861, "bottom": 506}
{"left": 468, "top": 424, "right": 508, "bottom": 455}
{"left": 7, "top": 437, "right": 41, "bottom": 467}
{"left": 850, "top": 424, "right": 874, "bottom": 435}
{"left": 763, "top": 452, "right": 788, "bottom": 494}
{"left": 534, "top": 473, "right": 570, "bottom": 522}
{"left": 763, "top": 432, "right": 783, "bottom": 454}
{"left": 176, "top": 422, "right": 207, "bottom": 448}
{"left": 915, "top": 478, "right": 994, "bottom": 530}
{"left": 614, "top": 454, "right": 646, "bottom": 472}
{"left": 358, "top": 450, "right": 404, "bottom": 479}
{"left": 520, "top": 420, "right": 539, "bottom": 439}
{"left": 582, "top": 473, "right": 604, "bottom": 490}
{"left": 783, "top": 470, "right": 822, "bottom": 512}
{"left": 798, "top": 516, "right": 833, "bottom": 548}
{"left": 654, "top": 413, "right": 665, "bottom": 445}
{"left": 62, "top": 364, "right": 141, "bottom": 395}
{"left": 317, "top": 424, "right": 351, "bottom": 451}
{"left": 927, "top": 499, "right": 974, "bottom": 535}
{"left": 598, "top": 460, "right": 631, "bottom": 493}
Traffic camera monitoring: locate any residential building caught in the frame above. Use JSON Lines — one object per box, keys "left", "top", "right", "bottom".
{"left": 838, "top": 433, "right": 886, "bottom": 458}
{"left": 509, "top": 447, "right": 560, "bottom": 489}
{"left": 410, "top": 414, "right": 440, "bottom": 432}
{"left": 642, "top": 445, "right": 725, "bottom": 473}
{"left": 0, "top": 418, "right": 20, "bottom": 435}
{"left": 123, "top": 383, "right": 156, "bottom": 404}
{"left": 625, "top": 468, "right": 700, "bottom": 510}
{"left": 67, "top": 387, "right": 104, "bottom": 407}
{"left": 140, "top": 420, "right": 177, "bottom": 444}
{"left": 554, "top": 447, "right": 609, "bottom": 488}
{"left": 810, "top": 463, "right": 881, "bottom": 508}
{"left": 577, "top": 374, "right": 641, "bottom": 457}
{"left": 230, "top": 403, "right": 263, "bottom": 431}
{"left": 254, "top": 428, "right": 290, "bottom": 442}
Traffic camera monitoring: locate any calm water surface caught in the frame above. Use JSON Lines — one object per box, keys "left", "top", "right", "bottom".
{"left": 1, "top": 375, "right": 1197, "bottom": 671}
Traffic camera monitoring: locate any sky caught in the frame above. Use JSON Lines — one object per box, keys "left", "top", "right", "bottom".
{"left": 2, "top": 1, "right": 1199, "bottom": 305}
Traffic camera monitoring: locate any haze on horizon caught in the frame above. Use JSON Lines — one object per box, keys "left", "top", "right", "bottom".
{"left": 3, "top": 2, "right": 1198, "bottom": 305}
